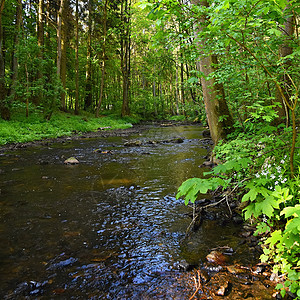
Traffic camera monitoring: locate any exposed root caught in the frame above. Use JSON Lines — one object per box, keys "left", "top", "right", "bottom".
{"left": 189, "top": 270, "right": 203, "bottom": 299}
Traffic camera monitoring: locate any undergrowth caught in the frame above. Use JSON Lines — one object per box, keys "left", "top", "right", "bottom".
{"left": 177, "top": 119, "right": 300, "bottom": 298}
{"left": 0, "top": 109, "right": 137, "bottom": 145}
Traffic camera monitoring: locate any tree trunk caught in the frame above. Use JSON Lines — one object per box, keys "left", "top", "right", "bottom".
{"left": 153, "top": 66, "right": 157, "bottom": 116}
{"left": 175, "top": 60, "right": 180, "bottom": 115}
{"left": 121, "top": 0, "right": 130, "bottom": 117}
{"left": 60, "top": 0, "right": 69, "bottom": 111}
{"left": 84, "top": 0, "right": 93, "bottom": 110}
{"left": 57, "top": 0, "right": 63, "bottom": 78}
{"left": 9, "top": 0, "right": 22, "bottom": 99}
{"left": 45, "top": 0, "right": 50, "bottom": 50}
{"left": 74, "top": 0, "right": 79, "bottom": 115}
{"left": 0, "top": 0, "right": 9, "bottom": 120}
{"left": 180, "top": 51, "right": 185, "bottom": 115}
{"left": 37, "top": 0, "right": 44, "bottom": 50}
{"left": 274, "top": 3, "right": 295, "bottom": 126}
{"left": 34, "top": 0, "right": 44, "bottom": 105}
{"left": 57, "top": 0, "right": 67, "bottom": 111}
{"left": 96, "top": 0, "right": 108, "bottom": 117}
{"left": 192, "top": 0, "right": 233, "bottom": 144}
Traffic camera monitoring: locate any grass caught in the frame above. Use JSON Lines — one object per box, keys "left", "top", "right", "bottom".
{"left": 0, "top": 110, "right": 139, "bottom": 145}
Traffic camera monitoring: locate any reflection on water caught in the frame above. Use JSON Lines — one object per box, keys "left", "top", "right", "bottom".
{"left": 0, "top": 125, "right": 253, "bottom": 299}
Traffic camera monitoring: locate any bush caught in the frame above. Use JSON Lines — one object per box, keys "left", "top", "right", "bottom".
{"left": 177, "top": 119, "right": 300, "bottom": 298}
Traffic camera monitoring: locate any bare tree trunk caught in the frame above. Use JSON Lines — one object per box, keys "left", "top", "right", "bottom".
{"left": 274, "top": 3, "right": 295, "bottom": 126}
{"left": 175, "top": 60, "right": 180, "bottom": 115}
{"left": 192, "top": 0, "right": 233, "bottom": 144}
{"left": 60, "top": 0, "right": 69, "bottom": 111}
{"left": 45, "top": 0, "right": 50, "bottom": 50}
{"left": 37, "top": 0, "right": 44, "bottom": 50}
{"left": 57, "top": 0, "right": 63, "bottom": 79}
{"left": 74, "top": 0, "right": 79, "bottom": 115}
{"left": 180, "top": 51, "right": 185, "bottom": 115}
{"left": 57, "top": 0, "right": 68, "bottom": 111}
{"left": 0, "top": 0, "right": 9, "bottom": 120}
{"left": 33, "top": 0, "right": 44, "bottom": 105}
{"left": 121, "top": 0, "right": 131, "bottom": 117}
{"left": 153, "top": 66, "right": 157, "bottom": 116}
{"left": 9, "top": 0, "right": 22, "bottom": 99}
{"left": 96, "top": 0, "right": 108, "bottom": 117}
{"left": 84, "top": 0, "right": 93, "bottom": 110}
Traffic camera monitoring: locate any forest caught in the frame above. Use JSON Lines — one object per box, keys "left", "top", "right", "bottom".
{"left": 0, "top": 0, "right": 300, "bottom": 298}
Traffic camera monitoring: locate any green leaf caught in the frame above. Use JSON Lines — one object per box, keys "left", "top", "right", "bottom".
{"left": 267, "top": 28, "right": 282, "bottom": 37}
{"left": 265, "top": 230, "right": 282, "bottom": 246}
{"left": 261, "top": 199, "right": 274, "bottom": 218}
{"left": 243, "top": 202, "right": 256, "bottom": 220}
{"left": 285, "top": 217, "right": 300, "bottom": 234}
{"left": 281, "top": 205, "right": 300, "bottom": 218}
{"left": 177, "top": 178, "right": 210, "bottom": 205}
{"left": 242, "top": 188, "right": 258, "bottom": 202}
{"left": 280, "top": 289, "right": 286, "bottom": 298}
{"left": 260, "top": 253, "right": 269, "bottom": 263}
{"left": 276, "top": 283, "right": 283, "bottom": 290}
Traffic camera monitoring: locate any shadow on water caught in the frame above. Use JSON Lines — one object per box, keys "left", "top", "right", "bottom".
{"left": 0, "top": 125, "right": 258, "bottom": 299}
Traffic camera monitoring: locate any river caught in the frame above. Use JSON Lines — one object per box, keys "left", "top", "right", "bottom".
{"left": 0, "top": 124, "right": 259, "bottom": 299}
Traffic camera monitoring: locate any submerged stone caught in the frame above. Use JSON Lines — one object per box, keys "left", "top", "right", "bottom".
{"left": 124, "top": 140, "right": 142, "bottom": 147}
{"left": 64, "top": 157, "right": 79, "bottom": 164}
{"left": 206, "top": 251, "right": 228, "bottom": 265}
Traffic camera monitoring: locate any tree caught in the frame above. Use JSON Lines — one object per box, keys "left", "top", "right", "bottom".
{"left": 191, "top": 0, "right": 233, "bottom": 144}
{"left": 120, "top": 0, "right": 131, "bottom": 117}
{"left": 275, "top": 1, "right": 295, "bottom": 125}
{"left": 84, "top": 0, "right": 93, "bottom": 111}
{"left": 57, "top": 0, "right": 70, "bottom": 111}
{"left": 9, "top": 0, "right": 22, "bottom": 99}
{"left": 74, "top": 0, "right": 79, "bottom": 115}
{"left": 0, "top": 0, "right": 9, "bottom": 120}
{"left": 96, "top": 0, "right": 108, "bottom": 117}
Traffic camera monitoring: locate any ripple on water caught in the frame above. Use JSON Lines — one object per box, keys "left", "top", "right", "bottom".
{"left": 0, "top": 125, "right": 259, "bottom": 299}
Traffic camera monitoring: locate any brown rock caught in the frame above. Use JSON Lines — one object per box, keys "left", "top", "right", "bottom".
{"left": 226, "top": 265, "right": 244, "bottom": 275}
{"left": 206, "top": 251, "right": 228, "bottom": 265}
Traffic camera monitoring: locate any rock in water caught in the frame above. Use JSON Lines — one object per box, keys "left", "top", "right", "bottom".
{"left": 173, "top": 137, "right": 184, "bottom": 143}
{"left": 124, "top": 140, "right": 142, "bottom": 147}
{"left": 206, "top": 251, "right": 228, "bottom": 265}
{"left": 175, "top": 259, "right": 192, "bottom": 271}
{"left": 64, "top": 157, "right": 79, "bottom": 165}
{"left": 216, "top": 281, "right": 229, "bottom": 296}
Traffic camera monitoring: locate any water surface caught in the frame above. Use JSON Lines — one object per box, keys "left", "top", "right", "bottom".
{"left": 0, "top": 125, "right": 254, "bottom": 299}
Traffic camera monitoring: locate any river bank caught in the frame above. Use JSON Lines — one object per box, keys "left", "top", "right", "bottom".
{"left": 0, "top": 118, "right": 195, "bottom": 153}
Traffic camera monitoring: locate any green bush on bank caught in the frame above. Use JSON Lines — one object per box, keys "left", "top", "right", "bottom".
{"left": 177, "top": 118, "right": 300, "bottom": 298}
{"left": 0, "top": 110, "right": 136, "bottom": 145}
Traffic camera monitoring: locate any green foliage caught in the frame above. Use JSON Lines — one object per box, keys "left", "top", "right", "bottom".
{"left": 168, "top": 115, "right": 186, "bottom": 121}
{"left": 176, "top": 177, "right": 231, "bottom": 205}
{"left": 177, "top": 118, "right": 300, "bottom": 297}
{"left": 0, "top": 111, "right": 134, "bottom": 145}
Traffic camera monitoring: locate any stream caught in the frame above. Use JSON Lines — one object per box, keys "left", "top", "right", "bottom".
{"left": 0, "top": 124, "right": 262, "bottom": 299}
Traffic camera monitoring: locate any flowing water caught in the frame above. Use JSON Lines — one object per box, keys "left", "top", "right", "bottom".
{"left": 0, "top": 125, "right": 257, "bottom": 299}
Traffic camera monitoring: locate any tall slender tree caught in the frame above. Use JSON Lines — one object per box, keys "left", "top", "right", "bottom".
{"left": 9, "top": 0, "right": 22, "bottom": 99}
{"left": 96, "top": 0, "right": 108, "bottom": 117}
{"left": 275, "top": 2, "right": 295, "bottom": 125}
{"left": 84, "top": 0, "right": 93, "bottom": 110}
{"left": 74, "top": 0, "right": 79, "bottom": 114}
{"left": 191, "top": 0, "right": 233, "bottom": 144}
{"left": 0, "top": 0, "right": 9, "bottom": 120}
{"left": 57, "top": 0, "right": 69, "bottom": 111}
{"left": 120, "top": 0, "right": 131, "bottom": 116}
